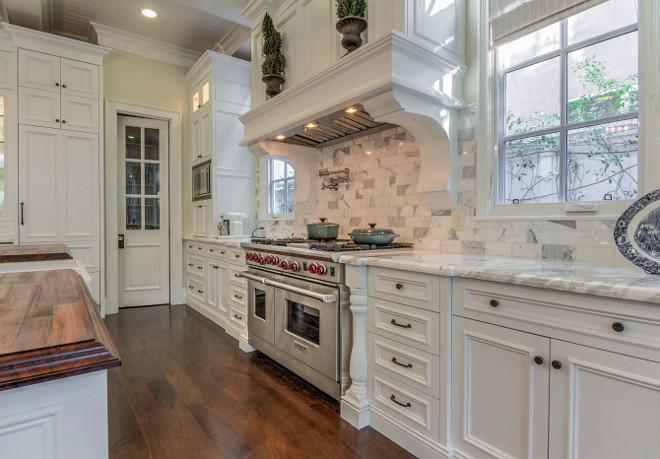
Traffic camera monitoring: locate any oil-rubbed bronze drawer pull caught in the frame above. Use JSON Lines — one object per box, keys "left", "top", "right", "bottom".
{"left": 234, "top": 294, "right": 243, "bottom": 300}
{"left": 390, "top": 395, "right": 411, "bottom": 408}
{"left": 234, "top": 314, "right": 242, "bottom": 320}
{"left": 197, "top": 290, "right": 203, "bottom": 294}
{"left": 197, "top": 266, "right": 203, "bottom": 270}
{"left": 612, "top": 322, "right": 625, "bottom": 333}
{"left": 235, "top": 254, "right": 241, "bottom": 258}
{"left": 213, "top": 265, "right": 219, "bottom": 269}
{"left": 390, "top": 319, "right": 412, "bottom": 329}
{"left": 395, "top": 283, "right": 403, "bottom": 290}
{"left": 391, "top": 357, "right": 412, "bottom": 369}
{"left": 221, "top": 251, "right": 226, "bottom": 255}
{"left": 188, "top": 263, "right": 193, "bottom": 266}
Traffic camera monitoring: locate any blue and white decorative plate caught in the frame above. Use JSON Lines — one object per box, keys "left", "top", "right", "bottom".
{"left": 615, "top": 188, "right": 660, "bottom": 274}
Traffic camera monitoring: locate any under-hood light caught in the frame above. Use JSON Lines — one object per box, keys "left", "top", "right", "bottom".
{"left": 276, "top": 134, "right": 286, "bottom": 140}
{"left": 305, "top": 122, "right": 318, "bottom": 129}
{"left": 345, "top": 107, "right": 358, "bottom": 114}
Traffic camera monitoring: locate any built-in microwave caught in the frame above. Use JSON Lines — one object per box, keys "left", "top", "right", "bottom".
{"left": 192, "top": 160, "right": 211, "bottom": 201}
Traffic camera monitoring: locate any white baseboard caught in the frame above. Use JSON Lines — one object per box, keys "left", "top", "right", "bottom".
{"left": 369, "top": 406, "right": 450, "bottom": 459}
{"left": 340, "top": 399, "right": 371, "bottom": 429}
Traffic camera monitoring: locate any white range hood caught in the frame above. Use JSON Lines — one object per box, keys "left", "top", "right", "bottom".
{"left": 239, "top": 31, "right": 467, "bottom": 211}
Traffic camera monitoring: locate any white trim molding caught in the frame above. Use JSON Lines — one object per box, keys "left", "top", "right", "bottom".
{"left": 90, "top": 22, "right": 200, "bottom": 68}
{"left": 104, "top": 99, "right": 183, "bottom": 315}
{"left": 240, "top": 32, "right": 467, "bottom": 211}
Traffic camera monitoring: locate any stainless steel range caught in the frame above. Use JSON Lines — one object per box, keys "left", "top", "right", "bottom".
{"left": 238, "top": 238, "right": 413, "bottom": 400}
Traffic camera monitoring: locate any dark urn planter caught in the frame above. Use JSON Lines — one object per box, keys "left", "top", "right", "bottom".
{"left": 262, "top": 74, "right": 285, "bottom": 97}
{"left": 336, "top": 16, "right": 367, "bottom": 53}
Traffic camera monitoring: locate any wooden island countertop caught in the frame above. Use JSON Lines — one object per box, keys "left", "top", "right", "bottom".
{"left": 0, "top": 269, "right": 120, "bottom": 391}
{"left": 0, "top": 243, "right": 73, "bottom": 263}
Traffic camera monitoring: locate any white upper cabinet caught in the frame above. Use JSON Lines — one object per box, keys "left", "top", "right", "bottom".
{"left": 60, "top": 95, "right": 99, "bottom": 133}
{"left": 18, "top": 49, "right": 60, "bottom": 92}
{"left": 191, "top": 77, "right": 211, "bottom": 115}
{"left": 60, "top": 59, "right": 99, "bottom": 99}
{"left": 18, "top": 87, "right": 61, "bottom": 129}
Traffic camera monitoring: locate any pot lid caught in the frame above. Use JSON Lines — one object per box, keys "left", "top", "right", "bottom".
{"left": 349, "top": 223, "right": 397, "bottom": 235}
{"left": 307, "top": 217, "right": 339, "bottom": 227}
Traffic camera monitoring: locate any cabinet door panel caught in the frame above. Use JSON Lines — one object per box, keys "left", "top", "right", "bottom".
{"left": 19, "top": 126, "right": 61, "bottom": 240}
{"left": 61, "top": 95, "right": 99, "bottom": 133}
{"left": 18, "top": 49, "right": 60, "bottom": 92}
{"left": 61, "top": 131, "right": 99, "bottom": 239}
{"left": 550, "top": 341, "right": 660, "bottom": 459}
{"left": 452, "top": 317, "right": 550, "bottom": 459}
{"left": 18, "top": 87, "right": 61, "bottom": 129}
{"left": 60, "top": 59, "right": 99, "bottom": 99}
{"left": 191, "top": 116, "right": 202, "bottom": 161}
{"left": 200, "top": 108, "right": 212, "bottom": 162}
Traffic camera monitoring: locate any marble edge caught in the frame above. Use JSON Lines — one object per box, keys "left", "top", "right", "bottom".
{"left": 338, "top": 253, "right": 660, "bottom": 305}
{"left": 184, "top": 237, "right": 250, "bottom": 248}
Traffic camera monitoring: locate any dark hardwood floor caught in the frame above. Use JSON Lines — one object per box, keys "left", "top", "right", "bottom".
{"left": 104, "top": 304, "right": 416, "bottom": 459}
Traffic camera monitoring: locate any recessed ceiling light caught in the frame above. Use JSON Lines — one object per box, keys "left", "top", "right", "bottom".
{"left": 140, "top": 7, "right": 158, "bottom": 18}
{"left": 276, "top": 134, "right": 286, "bottom": 140}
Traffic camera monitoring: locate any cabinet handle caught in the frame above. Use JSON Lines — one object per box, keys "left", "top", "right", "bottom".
{"left": 61, "top": 84, "right": 66, "bottom": 88}
{"left": 197, "top": 205, "right": 202, "bottom": 208}
{"left": 490, "top": 299, "right": 499, "bottom": 308}
{"left": 188, "top": 285, "right": 193, "bottom": 289}
{"left": 395, "top": 283, "right": 403, "bottom": 290}
{"left": 209, "top": 249, "right": 214, "bottom": 252}
{"left": 234, "top": 294, "right": 243, "bottom": 299}
{"left": 390, "top": 319, "right": 411, "bottom": 329}
{"left": 234, "top": 314, "right": 242, "bottom": 320}
{"left": 55, "top": 118, "right": 60, "bottom": 123}
{"left": 390, "top": 395, "right": 411, "bottom": 408}
{"left": 198, "top": 104, "right": 202, "bottom": 108}
{"left": 20, "top": 202, "right": 24, "bottom": 225}
{"left": 213, "top": 265, "right": 219, "bottom": 269}
{"left": 61, "top": 120, "right": 66, "bottom": 124}
{"left": 196, "top": 266, "right": 202, "bottom": 270}
{"left": 391, "top": 357, "right": 412, "bottom": 369}
{"left": 551, "top": 360, "right": 562, "bottom": 370}
{"left": 612, "top": 322, "right": 625, "bottom": 333}
{"left": 198, "top": 247, "right": 203, "bottom": 250}
{"left": 55, "top": 82, "right": 59, "bottom": 87}
{"left": 187, "top": 263, "right": 193, "bottom": 266}
{"left": 198, "top": 290, "right": 203, "bottom": 294}
{"left": 235, "top": 254, "right": 241, "bottom": 258}
{"left": 197, "top": 155, "right": 202, "bottom": 158}
{"left": 534, "top": 356, "right": 544, "bottom": 365}
{"left": 221, "top": 251, "right": 226, "bottom": 255}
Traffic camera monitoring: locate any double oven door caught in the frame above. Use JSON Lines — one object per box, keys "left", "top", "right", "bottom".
{"left": 246, "top": 269, "right": 339, "bottom": 382}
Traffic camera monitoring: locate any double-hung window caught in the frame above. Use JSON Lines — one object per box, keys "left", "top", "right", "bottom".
{"left": 268, "top": 158, "right": 295, "bottom": 215}
{"left": 479, "top": 0, "right": 655, "bottom": 217}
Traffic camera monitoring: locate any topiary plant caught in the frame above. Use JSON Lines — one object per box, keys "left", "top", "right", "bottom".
{"left": 336, "top": 0, "right": 367, "bottom": 19}
{"left": 261, "top": 13, "right": 285, "bottom": 76}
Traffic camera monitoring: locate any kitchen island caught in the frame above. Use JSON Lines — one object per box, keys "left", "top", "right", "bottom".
{"left": 0, "top": 269, "right": 120, "bottom": 458}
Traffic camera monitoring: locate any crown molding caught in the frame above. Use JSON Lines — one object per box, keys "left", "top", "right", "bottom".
{"left": 214, "top": 24, "right": 251, "bottom": 57}
{"left": 3, "top": 23, "right": 109, "bottom": 64}
{"left": 90, "top": 22, "right": 200, "bottom": 68}
{"left": 185, "top": 49, "right": 251, "bottom": 84}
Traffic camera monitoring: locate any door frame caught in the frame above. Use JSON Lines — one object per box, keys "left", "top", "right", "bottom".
{"left": 104, "top": 99, "right": 182, "bottom": 315}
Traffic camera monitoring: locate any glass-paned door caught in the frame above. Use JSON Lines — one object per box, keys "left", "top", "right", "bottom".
{"left": 118, "top": 115, "right": 169, "bottom": 307}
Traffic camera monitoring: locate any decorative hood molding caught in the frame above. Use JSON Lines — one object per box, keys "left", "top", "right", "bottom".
{"left": 240, "top": 31, "right": 466, "bottom": 210}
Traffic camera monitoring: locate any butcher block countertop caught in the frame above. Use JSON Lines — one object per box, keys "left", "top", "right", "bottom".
{"left": 0, "top": 243, "right": 72, "bottom": 263}
{"left": 0, "top": 269, "right": 120, "bottom": 391}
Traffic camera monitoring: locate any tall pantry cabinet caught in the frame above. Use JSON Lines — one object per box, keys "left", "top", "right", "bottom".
{"left": 6, "top": 25, "right": 108, "bottom": 303}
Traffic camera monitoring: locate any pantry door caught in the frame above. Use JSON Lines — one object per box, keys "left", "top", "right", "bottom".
{"left": 118, "top": 116, "right": 169, "bottom": 307}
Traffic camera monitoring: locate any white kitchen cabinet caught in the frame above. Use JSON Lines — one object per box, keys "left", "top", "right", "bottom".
{"left": 191, "top": 75, "right": 211, "bottom": 116}
{"left": 452, "top": 316, "right": 550, "bottom": 459}
{"left": 19, "top": 86, "right": 98, "bottom": 133}
{"left": 191, "top": 106, "right": 211, "bottom": 164}
{"left": 452, "top": 287, "right": 660, "bottom": 459}
{"left": 19, "top": 49, "right": 99, "bottom": 99}
{"left": 205, "top": 258, "right": 228, "bottom": 316}
{"left": 192, "top": 201, "right": 212, "bottom": 237}
{"left": 19, "top": 125, "right": 98, "bottom": 242}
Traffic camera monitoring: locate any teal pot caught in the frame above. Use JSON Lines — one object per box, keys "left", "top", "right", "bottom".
{"left": 307, "top": 218, "right": 340, "bottom": 240}
{"left": 349, "top": 223, "right": 399, "bottom": 244}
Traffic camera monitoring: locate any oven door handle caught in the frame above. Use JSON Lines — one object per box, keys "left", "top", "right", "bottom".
{"left": 237, "top": 272, "right": 337, "bottom": 303}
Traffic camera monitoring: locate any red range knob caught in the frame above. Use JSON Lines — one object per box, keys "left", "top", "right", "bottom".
{"left": 306, "top": 263, "right": 317, "bottom": 272}
{"left": 257, "top": 256, "right": 265, "bottom": 264}
{"left": 288, "top": 262, "right": 300, "bottom": 272}
{"left": 314, "top": 264, "right": 327, "bottom": 275}
{"left": 265, "top": 255, "right": 272, "bottom": 264}
{"left": 249, "top": 253, "right": 257, "bottom": 260}
{"left": 270, "top": 256, "right": 279, "bottom": 265}
{"left": 279, "top": 260, "right": 288, "bottom": 269}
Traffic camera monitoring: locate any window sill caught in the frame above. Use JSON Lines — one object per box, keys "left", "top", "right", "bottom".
{"left": 477, "top": 200, "right": 632, "bottom": 221}
{"left": 261, "top": 212, "right": 296, "bottom": 222}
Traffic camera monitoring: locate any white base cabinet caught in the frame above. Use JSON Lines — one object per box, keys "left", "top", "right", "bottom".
{"left": 184, "top": 240, "right": 252, "bottom": 352}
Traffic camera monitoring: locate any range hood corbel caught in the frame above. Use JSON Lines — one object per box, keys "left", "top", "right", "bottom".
{"left": 240, "top": 31, "right": 467, "bottom": 211}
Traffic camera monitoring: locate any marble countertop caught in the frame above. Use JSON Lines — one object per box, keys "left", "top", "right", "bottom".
{"left": 184, "top": 236, "right": 249, "bottom": 248}
{"left": 339, "top": 251, "right": 660, "bottom": 305}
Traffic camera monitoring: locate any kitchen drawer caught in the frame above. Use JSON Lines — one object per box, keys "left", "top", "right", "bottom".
{"left": 368, "top": 333, "right": 440, "bottom": 398}
{"left": 229, "top": 306, "right": 247, "bottom": 329}
{"left": 186, "top": 276, "right": 204, "bottom": 302}
{"left": 453, "top": 278, "right": 660, "bottom": 352}
{"left": 186, "top": 253, "right": 205, "bottom": 277}
{"left": 369, "top": 297, "right": 440, "bottom": 355}
{"left": 206, "top": 244, "right": 228, "bottom": 259}
{"left": 369, "top": 267, "right": 440, "bottom": 312}
{"left": 229, "top": 285, "right": 247, "bottom": 310}
{"left": 228, "top": 248, "right": 246, "bottom": 265}
{"left": 185, "top": 241, "right": 205, "bottom": 253}
{"left": 228, "top": 264, "right": 247, "bottom": 288}
{"left": 368, "top": 370, "right": 440, "bottom": 442}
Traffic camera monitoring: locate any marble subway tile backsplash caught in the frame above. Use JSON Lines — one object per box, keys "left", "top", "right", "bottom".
{"left": 254, "top": 105, "right": 629, "bottom": 266}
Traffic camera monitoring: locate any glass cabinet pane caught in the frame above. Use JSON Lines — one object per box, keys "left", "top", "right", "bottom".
{"left": 126, "top": 126, "right": 141, "bottom": 159}
{"left": 126, "top": 162, "right": 141, "bottom": 195}
{"left": 145, "top": 128, "right": 159, "bottom": 160}
{"left": 126, "top": 197, "right": 141, "bottom": 230}
{"left": 145, "top": 198, "right": 160, "bottom": 230}
{"left": 145, "top": 163, "right": 159, "bottom": 195}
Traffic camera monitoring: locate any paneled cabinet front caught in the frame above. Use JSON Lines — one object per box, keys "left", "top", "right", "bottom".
{"left": 18, "top": 125, "right": 99, "bottom": 242}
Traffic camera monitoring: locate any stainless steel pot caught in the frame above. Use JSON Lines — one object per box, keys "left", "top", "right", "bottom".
{"left": 307, "top": 218, "right": 340, "bottom": 240}
{"left": 348, "top": 223, "right": 400, "bottom": 244}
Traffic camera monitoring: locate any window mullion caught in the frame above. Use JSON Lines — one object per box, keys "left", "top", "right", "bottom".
{"left": 559, "top": 20, "right": 568, "bottom": 202}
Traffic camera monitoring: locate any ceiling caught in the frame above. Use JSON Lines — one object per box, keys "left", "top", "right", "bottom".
{"left": 0, "top": 0, "right": 252, "bottom": 63}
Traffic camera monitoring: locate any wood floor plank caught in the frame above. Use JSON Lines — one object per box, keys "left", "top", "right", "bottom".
{"left": 104, "top": 304, "right": 417, "bottom": 459}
